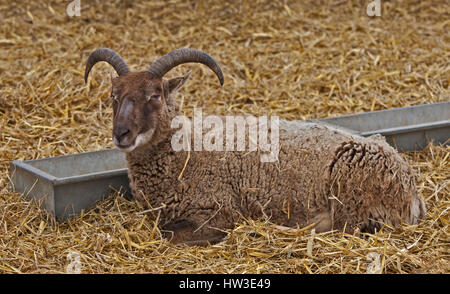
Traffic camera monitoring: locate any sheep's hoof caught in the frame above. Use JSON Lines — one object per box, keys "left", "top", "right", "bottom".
{"left": 162, "top": 220, "right": 226, "bottom": 246}
{"left": 310, "top": 211, "right": 332, "bottom": 233}
{"left": 178, "top": 236, "right": 225, "bottom": 246}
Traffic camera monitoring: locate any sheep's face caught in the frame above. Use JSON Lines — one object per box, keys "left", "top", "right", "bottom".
{"left": 110, "top": 72, "right": 189, "bottom": 152}
{"left": 85, "top": 49, "right": 222, "bottom": 152}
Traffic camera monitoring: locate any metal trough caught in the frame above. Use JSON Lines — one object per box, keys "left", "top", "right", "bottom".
{"left": 9, "top": 149, "right": 130, "bottom": 220}
{"left": 313, "top": 101, "right": 450, "bottom": 152}
{"left": 9, "top": 102, "right": 450, "bottom": 220}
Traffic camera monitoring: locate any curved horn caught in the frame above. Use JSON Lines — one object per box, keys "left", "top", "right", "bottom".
{"left": 147, "top": 48, "right": 224, "bottom": 86}
{"left": 84, "top": 48, "right": 130, "bottom": 83}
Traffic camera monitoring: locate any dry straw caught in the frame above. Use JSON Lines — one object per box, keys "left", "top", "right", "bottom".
{"left": 0, "top": 0, "right": 448, "bottom": 273}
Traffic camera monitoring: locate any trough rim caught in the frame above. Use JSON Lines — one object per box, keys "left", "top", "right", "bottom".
{"left": 10, "top": 149, "right": 128, "bottom": 186}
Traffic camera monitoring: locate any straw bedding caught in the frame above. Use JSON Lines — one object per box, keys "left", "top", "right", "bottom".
{"left": 0, "top": 0, "right": 448, "bottom": 273}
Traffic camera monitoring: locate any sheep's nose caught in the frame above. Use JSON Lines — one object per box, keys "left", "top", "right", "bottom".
{"left": 114, "top": 127, "right": 130, "bottom": 143}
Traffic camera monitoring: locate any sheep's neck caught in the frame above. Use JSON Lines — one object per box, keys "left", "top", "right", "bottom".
{"left": 125, "top": 114, "right": 187, "bottom": 208}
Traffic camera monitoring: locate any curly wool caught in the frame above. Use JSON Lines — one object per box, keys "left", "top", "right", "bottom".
{"left": 125, "top": 117, "right": 426, "bottom": 244}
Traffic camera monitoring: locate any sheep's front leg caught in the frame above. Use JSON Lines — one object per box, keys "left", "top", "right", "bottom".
{"left": 162, "top": 220, "right": 226, "bottom": 246}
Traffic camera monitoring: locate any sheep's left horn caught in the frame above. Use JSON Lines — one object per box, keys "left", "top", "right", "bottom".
{"left": 84, "top": 48, "right": 130, "bottom": 83}
{"left": 147, "top": 48, "right": 224, "bottom": 86}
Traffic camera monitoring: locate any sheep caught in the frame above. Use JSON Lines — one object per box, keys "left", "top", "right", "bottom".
{"left": 84, "top": 48, "right": 426, "bottom": 245}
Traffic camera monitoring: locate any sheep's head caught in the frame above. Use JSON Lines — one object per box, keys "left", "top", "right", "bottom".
{"left": 84, "top": 48, "right": 224, "bottom": 152}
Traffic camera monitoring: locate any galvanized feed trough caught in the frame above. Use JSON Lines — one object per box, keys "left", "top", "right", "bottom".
{"left": 313, "top": 102, "right": 450, "bottom": 152}
{"left": 9, "top": 149, "right": 130, "bottom": 220}
{"left": 9, "top": 102, "right": 450, "bottom": 220}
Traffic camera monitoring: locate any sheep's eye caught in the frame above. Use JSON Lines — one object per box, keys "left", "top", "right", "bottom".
{"left": 147, "top": 95, "right": 161, "bottom": 102}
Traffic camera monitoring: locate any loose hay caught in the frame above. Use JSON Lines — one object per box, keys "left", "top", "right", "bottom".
{"left": 0, "top": 0, "right": 448, "bottom": 273}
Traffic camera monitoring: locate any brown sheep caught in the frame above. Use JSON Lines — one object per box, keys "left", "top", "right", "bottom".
{"left": 85, "top": 48, "right": 426, "bottom": 245}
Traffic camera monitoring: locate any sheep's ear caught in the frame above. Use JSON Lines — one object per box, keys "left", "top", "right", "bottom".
{"left": 168, "top": 71, "right": 191, "bottom": 94}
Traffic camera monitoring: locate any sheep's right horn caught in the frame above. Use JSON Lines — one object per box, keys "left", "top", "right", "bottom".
{"left": 147, "top": 48, "right": 224, "bottom": 86}
{"left": 84, "top": 48, "right": 130, "bottom": 83}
